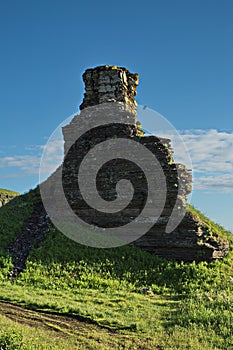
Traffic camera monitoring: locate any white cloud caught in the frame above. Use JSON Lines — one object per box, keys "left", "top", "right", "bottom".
{"left": 0, "top": 140, "right": 64, "bottom": 179}
{"left": 178, "top": 129, "right": 233, "bottom": 172}
{"left": 194, "top": 173, "right": 233, "bottom": 193}
{"left": 0, "top": 155, "right": 41, "bottom": 174}
{"left": 0, "top": 139, "right": 65, "bottom": 184}
{"left": 173, "top": 129, "right": 233, "bottom": 193}
{"left": 40, "top": 139, "right": 64, "bottom": 155}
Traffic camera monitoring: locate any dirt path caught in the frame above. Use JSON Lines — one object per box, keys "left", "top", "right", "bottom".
{"left": 0, "top": 300, "right": 111, "bottom": 336}
{"left": 0, "top": 300, "right": 164, "bottom": 349}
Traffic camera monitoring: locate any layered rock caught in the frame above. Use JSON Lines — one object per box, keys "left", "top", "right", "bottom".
{"left": 80, "top": 65, "right": 139, "bottom": 116}
{"left": 60, "top": 65, "right": 229, "bottom": 261}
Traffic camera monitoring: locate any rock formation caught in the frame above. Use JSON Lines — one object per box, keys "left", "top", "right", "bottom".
{"left": 6, "top": 65, "right": 229, "bottom": 268}
{"left": 60, "top": 65, "right": 229, "bottom": 261}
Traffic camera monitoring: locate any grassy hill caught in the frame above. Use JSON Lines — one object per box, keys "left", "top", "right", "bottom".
{"left": 0, "top": 188, "right": 232, "bottom": 349}
{"left": 0, "top": 188, "right": 19, "bottom": 196}
{"left": 0, "top": 188, "right": 19, "bottom": 208}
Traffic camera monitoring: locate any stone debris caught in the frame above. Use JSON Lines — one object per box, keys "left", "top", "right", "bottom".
{"left": 7, "top": 200, "right": 51, "bottom": 275}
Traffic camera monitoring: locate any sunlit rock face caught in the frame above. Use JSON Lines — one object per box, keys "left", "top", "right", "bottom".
{"left": 59, "top": 65, "right": 229, "bottom": 261}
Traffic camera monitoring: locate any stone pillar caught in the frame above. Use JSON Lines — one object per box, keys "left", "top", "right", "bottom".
{"left": 79, "top": 65, "right": 139, "bottom": 118}
{"left": 57, "top": 65, "right": 229, "bottom": 261}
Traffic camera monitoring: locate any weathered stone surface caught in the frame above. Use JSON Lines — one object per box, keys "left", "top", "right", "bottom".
{"left": 79, "top": 65, "right": 138, "bottom": 117}
{"left": 59, "top": 65, "right": 229, "bottom": 261}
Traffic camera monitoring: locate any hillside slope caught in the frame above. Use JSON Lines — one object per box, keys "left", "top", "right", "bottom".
{"left": 0, "top": 185, "right": 230, "bottom": 272}
{"left": 0, "top": 187, "right": 232, "bottom": 349}
{"left": 0, "top": 187, "right": 19, "bottom": 207}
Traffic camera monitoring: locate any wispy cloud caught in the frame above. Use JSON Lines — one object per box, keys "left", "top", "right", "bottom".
{"left": 194, "top": 173, "right": 233, "bottom": 192}
{"left": 0, "top": 155, "right": 42, "bottom": 174}
{"left": 0, "top": 140, "right": 64, "bottom": 183}
{"left": 173, "top": 129, "right": 233, "bottom": 193}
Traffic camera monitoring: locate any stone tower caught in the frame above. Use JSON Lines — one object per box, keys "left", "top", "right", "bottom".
{"left": 80, "top": 65, "right": 139, "bottom": 115}
{"left": 49, "top": 65, "right": 229, "bottom": 261}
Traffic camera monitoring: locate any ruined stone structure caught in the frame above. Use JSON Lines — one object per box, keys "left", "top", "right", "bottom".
{"left": 60, "top": 65, "right": 229, "bottom": 261}
{"left": 4, "top": 66, "right": 229, "bottom": 276}
{"left": 80, "top": 66, "right": 138, "bottom": 114}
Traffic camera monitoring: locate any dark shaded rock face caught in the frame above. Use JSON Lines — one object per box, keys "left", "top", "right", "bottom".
{"left": 134, "top": 211, "right": 229, "bottom": 262}
{"left": 60, "top": 65, "right": 229, "bottom": 262}
{"left": 7, "top": 201, "right": 50, "bottom": 274}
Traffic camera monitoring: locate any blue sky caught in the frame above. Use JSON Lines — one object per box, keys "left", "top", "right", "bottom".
{"left": 0, "top": 0, "right": 232, "bottom": 231}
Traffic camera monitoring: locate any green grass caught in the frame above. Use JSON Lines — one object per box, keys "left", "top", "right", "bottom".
{"left": 0, "top": 229, "right": 232, "bottom": 349}
{"left": 0, "top": 189, "right": 232, "bottom": 349}
{"left": 0, "top": 191, "right": 35, "bottom": 253}
{"left": 188, "top": 204, "right": 233, "bottom": 242}
{"left": 0, "top": 188, "right": 20, "bottom": 197}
